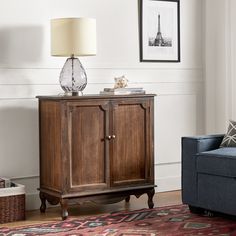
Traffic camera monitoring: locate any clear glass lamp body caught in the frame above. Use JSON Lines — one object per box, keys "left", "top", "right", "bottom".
{"left": 59, "top": 57, "right": 87, "bottom": 96}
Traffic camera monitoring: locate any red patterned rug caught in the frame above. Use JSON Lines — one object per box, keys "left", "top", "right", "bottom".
{"left": 1, "top": 204, "right": 236, "bottom": 235}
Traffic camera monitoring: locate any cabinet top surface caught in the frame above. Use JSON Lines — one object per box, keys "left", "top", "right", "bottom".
{"left": 36, "top": 94, "right": 156, "bottom": 100}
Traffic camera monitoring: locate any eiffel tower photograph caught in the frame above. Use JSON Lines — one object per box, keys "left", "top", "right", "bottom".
{"left": 140, "top": 0, "right": 180, "bottom": 62}
{"left": 149, "top": 13, "right": 172, "bottom": 47}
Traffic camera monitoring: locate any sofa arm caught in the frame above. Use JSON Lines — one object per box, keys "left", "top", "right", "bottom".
{"left": 181, "top": 135, "right": 224, "bottom": 206}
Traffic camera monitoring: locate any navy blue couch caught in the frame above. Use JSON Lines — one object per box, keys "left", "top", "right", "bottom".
{"left": 182, "top": 134, "right": 236, "bottom": 215}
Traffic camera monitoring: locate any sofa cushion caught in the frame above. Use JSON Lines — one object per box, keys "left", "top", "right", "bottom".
{"left": 197, "top": 148, "right": 236, "bottom": 177}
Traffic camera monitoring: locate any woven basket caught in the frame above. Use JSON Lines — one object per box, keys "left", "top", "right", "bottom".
{"left": 0, "top": 183, "right": 25, "bottom": 224}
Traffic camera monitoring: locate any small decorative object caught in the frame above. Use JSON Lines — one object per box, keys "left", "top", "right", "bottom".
{"left": 114, "top": 75, "right": 129, "bottom": 89}
{"left": 51, "top": 18, "right": 96, "bottom": 95}
{"left": 100, "top": 75, "right": 145, "bottom": 95}
{"left": 139, "top": 0, "right": 180, "bottom": 62}
{"left": 0, "top": 178, "right": 11, "bottom": 188}
{"left": 0, "top": 179, "right": 4, "bottom": 188}
{"left": 101, "top": 75, "right": 145, "bottom": 95}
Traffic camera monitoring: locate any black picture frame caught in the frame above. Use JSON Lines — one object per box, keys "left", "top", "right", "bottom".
{"left": 139, "top": 0, "right": 180, "bottom": 62}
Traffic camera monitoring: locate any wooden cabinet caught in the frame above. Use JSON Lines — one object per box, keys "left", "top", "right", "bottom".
{"left": 37, "top": 94, "right": 155, "bottom": 219}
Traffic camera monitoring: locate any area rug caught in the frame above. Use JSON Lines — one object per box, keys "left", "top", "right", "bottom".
{"left": 1, "top": 204, "right": 236, "bottom": 236}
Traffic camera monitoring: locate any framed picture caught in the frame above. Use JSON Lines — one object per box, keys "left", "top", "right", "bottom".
{"left": 139, "top": 0, "right": 180, "bottom": 62}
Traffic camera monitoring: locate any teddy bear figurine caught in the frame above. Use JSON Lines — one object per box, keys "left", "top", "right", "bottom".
{"left": 114, "top": 75, "right": 129, "bottom": 89}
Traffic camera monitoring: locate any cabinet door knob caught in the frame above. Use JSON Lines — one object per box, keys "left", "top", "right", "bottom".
{"left": 112, "top": 135, "right": 116, "bottom": 139}
{"left": 106, "top": 135, "right": 112, "bottom": 140}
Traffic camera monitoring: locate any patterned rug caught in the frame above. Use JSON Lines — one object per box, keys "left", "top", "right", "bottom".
{"left": 1, "top": 204, "right": 236, "bottom": 236}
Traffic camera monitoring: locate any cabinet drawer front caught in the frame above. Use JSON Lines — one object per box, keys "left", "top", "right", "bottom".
{"left": 110, "top": 98, "right": 154, "bottom": 187}
{"left": 64, "top": 101, "right": 110, "bottom": 192}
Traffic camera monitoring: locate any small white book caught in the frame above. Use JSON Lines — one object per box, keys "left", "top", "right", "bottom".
{"left": 101, "top": 87, "right": 145, "bottom": 95}
{"left": 103, "top": 87, "right": 143, "bottom": 92}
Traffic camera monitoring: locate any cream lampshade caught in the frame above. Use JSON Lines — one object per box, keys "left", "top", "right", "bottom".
{"left": 51, "top": 18, "right": 96, "bottom": 95}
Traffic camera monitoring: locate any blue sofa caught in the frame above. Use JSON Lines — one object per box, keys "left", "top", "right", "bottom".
{"left": 182, "top": 134, "right": 236, "bottom": 215}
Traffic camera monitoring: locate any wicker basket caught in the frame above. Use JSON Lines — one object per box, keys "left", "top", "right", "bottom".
{"left": 0, "top": 183, "right": 25, "bottom": 223}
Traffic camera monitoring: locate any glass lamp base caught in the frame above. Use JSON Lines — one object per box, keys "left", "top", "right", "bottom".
{"left": 59, "top": 57, "right": 87, "bottom": 96}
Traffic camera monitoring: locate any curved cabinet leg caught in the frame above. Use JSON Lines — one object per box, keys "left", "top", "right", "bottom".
{"left": 125, "top": 196, "right": 130, "bottom": 203}
{"left": 60, "top": 199, "right": 69, "bottom": 220}
{"left": 147, "top": 188, "right": 155, "bottom": 209}
{"left": 39, "top": 192, "right": 47, "bottom": 213}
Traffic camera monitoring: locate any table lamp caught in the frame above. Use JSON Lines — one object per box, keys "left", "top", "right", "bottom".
{"left": 51, "top": 18, "right": 96, "bottom": 95}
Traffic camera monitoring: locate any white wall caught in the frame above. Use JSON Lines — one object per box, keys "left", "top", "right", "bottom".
{"left": 205, "top": 0, "right": 236, "bottom": 133}
{"left": 0, "top": 0, "right": 204, "bottom": 209}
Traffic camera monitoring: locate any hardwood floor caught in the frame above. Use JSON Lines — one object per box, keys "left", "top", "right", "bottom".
{"left": 2, "top": 191, "right": 182, "bottom": 228}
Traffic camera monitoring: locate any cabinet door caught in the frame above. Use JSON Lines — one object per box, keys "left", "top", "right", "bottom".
{"left": 110, "top": 98, "right": 154, "bottom": 187}
{"left": 64, "top": 101, "right": 110, "bottom": 193}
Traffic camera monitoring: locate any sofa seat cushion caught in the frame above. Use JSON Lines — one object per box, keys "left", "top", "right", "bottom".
{"left": 197, "top": 148, "right": 236, "bottom": 177}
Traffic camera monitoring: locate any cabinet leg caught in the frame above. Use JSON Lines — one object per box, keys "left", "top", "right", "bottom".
{"left": 125, "top": 196, "right": 130, "bottom": 203}
{"left": 60, "top": 199, "right": 69, "bottom": 220}
{"left": 147, "top": 188, "right": 155, "bottom": 209}
{"left": 39, "top": 192, "right": 47, "bottom": 213}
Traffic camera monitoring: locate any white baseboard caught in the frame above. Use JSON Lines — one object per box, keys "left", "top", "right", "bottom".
{"left": 26, "top": 192, "right": 41, "bottom": 210}
{"left": 155, "top": 176, "right": 181, "bottom": 192}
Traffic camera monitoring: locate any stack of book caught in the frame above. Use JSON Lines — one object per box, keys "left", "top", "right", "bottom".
{"left": 100, "top": 87, "right": 145, "bottom": 95}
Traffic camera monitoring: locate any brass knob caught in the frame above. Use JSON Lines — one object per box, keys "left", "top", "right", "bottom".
{"left": 112, "top": 135, "right": 116, "bottom": 139}
{"left": 106, "top": 135, "right": 112, "bottom": 140}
